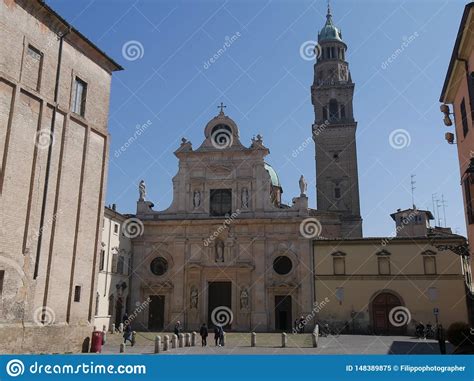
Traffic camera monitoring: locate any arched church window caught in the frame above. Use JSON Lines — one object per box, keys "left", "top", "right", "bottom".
{"left": 340, "top": 104, "right": 346, "bottom": 119}
{"left": 331, "top": 47, "right": 335, "bottom": 58}
{"left": 108, "top": 294, "right": 114, "bottom": 316}
{"left": 334, "top": 187, "right": 341, "bottom": 199}
{"left": 325, "top": 47, "right": 330, "bottom": 59}
{"left": 329, "top": 99, "right": 339, "bottom": 120}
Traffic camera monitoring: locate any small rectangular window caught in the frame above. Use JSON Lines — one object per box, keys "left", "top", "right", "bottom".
{"left": 23, "top": 45, "right": 43, "bottom": 90}
{"left": 72, "top": 77, "right": 87, "bottom": 116}
{"left": 117, "top": 256, "right": 125, "bottom": 275}
{"left": 114, "top": 223, "right": 119, "bottom": 234}
{"left": 333, "top": 257, "right": 345, "bottom": 275}
{"left": 424, "top": 256, "right": 437, "bottom": 275}
{"left": 378, "top": 257, "right": 390, "bottom": 275}
{"left": 99, "top": 250, "right": 105, "bottom": 271}
{"left": 111, "top": 254, "right": 118, "bottom": 273}
{"left": 464, "top": 175, "right": 474, "bottom": 224}
{"left": 461, "top": 98, "right": 469, "bottom": 137}
{"left": 334, "top": 187, "right": 341, "bottom": 199}
{"left": 74, "top": 286, "right": 81, "bottom": 302}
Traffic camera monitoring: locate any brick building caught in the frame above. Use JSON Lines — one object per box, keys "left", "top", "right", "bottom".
{"left": 0, "top": 0, "right": 122, "bottom": 352}
{"left": 439, "top": 2, "right": 474, "bottom": 323}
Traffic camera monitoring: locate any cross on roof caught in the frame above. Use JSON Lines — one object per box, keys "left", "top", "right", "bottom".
{"left": 218, "top": 102, "right": 226, "bottom": 114}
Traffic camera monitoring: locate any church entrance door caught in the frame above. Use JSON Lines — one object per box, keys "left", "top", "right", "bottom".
{"left": 208, "top": 282, "right": 232, "bottom": 329}
{"left": 148, "top": 295, "right": 165, "bottom": 331}
{"left": 275, "top": 295, "right": 292, "bottom": 331}
{"left": 371, "top": 292, "right": 405, "bottom": 335}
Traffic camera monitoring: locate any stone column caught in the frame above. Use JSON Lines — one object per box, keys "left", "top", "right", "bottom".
{"left": 119, "top": 323, "right": 124, "bottom": 333}
{"left": 191, "top": 332, "right": 197, "bottom": 346}
{"left": 120, "top": 343, "right": 125, "bottom": 353}
{"left": 281, "top": 333, "right": 287, "bottom": 348}
{"left": 154, "top": 336, "right": 161, "bottom": 354}
{"left": 163, "top": 335, "right": 169, "bottom": 351}
{"left": 222, "top": 332, "right": 226, "bottom": 346}
{"left": 251, "top": 332, "right": 256, "bottom": 347}
{"left": 185, "top": 333, "right": 191, "bottom": 347}
{"left": 312, "top": 324, "right": 319, "bottom": 348}
{"left": 111, "top": 323, "right": 116, "bottom": 333}
{"left": 172, "top": 334, "right": 178, "bottom": 349}
{"left": 178, "top": 333, "right": 184, "bottom": 348}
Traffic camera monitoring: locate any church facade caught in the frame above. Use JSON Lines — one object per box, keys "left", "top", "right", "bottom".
{"left": 130, "top": 6, "right": 363, "bottom": 332}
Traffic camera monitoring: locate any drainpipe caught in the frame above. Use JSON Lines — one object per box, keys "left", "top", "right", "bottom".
{"left": 33, "top": 28, "right": 70, "bottom": 279}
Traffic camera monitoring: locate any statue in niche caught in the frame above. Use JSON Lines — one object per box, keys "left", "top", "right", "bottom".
{"left": 190, "top": 286, "right": 198, "bottom": 309}
{"left": 299, "top": 175, "right": 307, "bottom": 196}
{"left": 138, "top": 180, "right": 146, "bottom": 201}
{"left": 340, "top": 65, "right": 348, "bottom": 81}
{"left": 241, "top": 188, "right": 249, "bottom": 208}
{"left": 193, "top": 190, "right": 201, "bottom": 208}
{"left": 215, "top": 241, "right": 225, "bottom": 263}
{"left": 240, "top": 288, "right": 249, "bottom": 310}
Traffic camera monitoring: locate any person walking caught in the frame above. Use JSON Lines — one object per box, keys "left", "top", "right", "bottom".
{"left": 123, "top": 322, "right": 134, "bottom": 346}
{"left": 214, "top": 325, "right": 220, "bottom": 346}
{"left": 174, "top": 321, "right": 182, "bottom": 337}
{"left": 199, "top": 323, "right": 208, "bottom": 347}
{"left": 218, "top": 325, "right": 225, "bottom": 347}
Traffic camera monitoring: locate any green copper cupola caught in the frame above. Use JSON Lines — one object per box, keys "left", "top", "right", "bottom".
{"left": 318, "top": 3, "right": 343, "bottom": 43}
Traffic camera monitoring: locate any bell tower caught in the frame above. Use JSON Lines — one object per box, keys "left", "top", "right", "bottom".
{"left": 311, "top": 4, "right": 362, "bottom": 237}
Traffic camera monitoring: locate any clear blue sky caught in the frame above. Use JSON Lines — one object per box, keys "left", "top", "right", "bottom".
{"left": 49, "top": 0, "right": 468, "bottom": 237}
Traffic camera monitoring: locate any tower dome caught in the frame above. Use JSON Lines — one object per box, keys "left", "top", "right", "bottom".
{"left": 318, "top": 4, "right": 343, "bottom": 43}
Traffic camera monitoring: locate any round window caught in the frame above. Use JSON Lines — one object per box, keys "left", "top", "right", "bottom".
{"left": 273, "top": 256, "right": 292, "bottom": 275}
{"left": 150, "top": 257, "right": 168, "bottom": 276}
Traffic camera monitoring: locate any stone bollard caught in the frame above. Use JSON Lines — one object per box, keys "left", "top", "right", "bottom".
{"left": 185, "top": 333, "right": 191, "bottom": 347}
{"left": 163, "top": 335, "right": 169, "bottom": 351}
{"left": 120, "top": 343, "right": 125, "bottom": 353}
{"left": 251, "top": 332, "right": 256, "bottom": 347}
{"left": 312, "top": 333, "right": 318, "bottom": 348}
{"left": 119, "top": 323, "right": 124, "bottom": 333}
{"left": 154, "top": 336, "right": 161, "bottom": 354}
{"left": 172, "top": 334, "right": 178, "bottom": 349}
{"left": 178, "top": 333, "right": 184, "bottom": 348}
{"left": 281, "top": 332, "right": 287, "bottom": 348}
{"left": 222, "top": 332, "right": 226, "bottom": 346}
{"left": 111, "top": 323, "right": 116, "bottom": 334}
{"left": 191, "top": 332, "right": 197, "bottom": 346}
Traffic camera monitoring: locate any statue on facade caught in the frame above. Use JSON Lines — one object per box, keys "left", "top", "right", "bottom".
{"left": 299, "top": 175, "right": 307, "bottom": 196}
{"left": 193, "top": 190, "right": 201, "bottom": 208}
{"left": 190, "top": 286, "right": 198, "bottom": 309}
{"left": 139, "top": 180, "right": 146, "bottom": 201}
{"left": 215, "top": 241, "right": 225, "bottom": 262}
{"left": 240, "top": 288, "right": 249, "bottom": 310}
{"left": 241, "top": 188, "right": 249, "bottom": 208}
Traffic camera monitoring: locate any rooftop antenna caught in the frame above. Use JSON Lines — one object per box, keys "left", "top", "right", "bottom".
{"left": 431, "top": 193, "right": 438, "bottom": 223}
{"left": 435, "top": 198, "right": 442, "bottom": 227}
{"left": 410, "top": 174, "right": 416, "bottom": 208}
{"left": 441, "top": 194, "right": 448, "bottom": 227}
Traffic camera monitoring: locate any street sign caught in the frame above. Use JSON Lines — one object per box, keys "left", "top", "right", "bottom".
{"left": 433, "top": 307, "right": 439, "bottom": 315}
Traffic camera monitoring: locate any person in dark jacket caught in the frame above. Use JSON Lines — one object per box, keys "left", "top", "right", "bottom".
{"left": 214, "top": 325, "right": 220, "bottom": 346}
{"left": 218, "top": 325, "right": 225, "bottom": 346}
{"left": 199, "top": 323, "right": 208, "bottom": 346}
{"left": 174, "top": 321, "right": 182, "bottom": 337}
{"left": 123, "top": 323, "right": 133, "bottom": 346}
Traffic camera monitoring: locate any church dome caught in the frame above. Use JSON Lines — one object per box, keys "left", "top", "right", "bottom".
{"left": 318, "top": 5, "right": 343, "bottom": 43}
{"left": 264, "top": 163, "right": 281, "bottom": 188}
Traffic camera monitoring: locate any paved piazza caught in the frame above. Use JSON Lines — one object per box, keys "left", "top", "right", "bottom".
{"left": 101, "top": 333, "right": 450, "bottom": 355}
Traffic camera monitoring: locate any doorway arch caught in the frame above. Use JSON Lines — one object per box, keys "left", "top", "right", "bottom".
{"left": 370, "top": 290, "right": 406, "bottom": 335}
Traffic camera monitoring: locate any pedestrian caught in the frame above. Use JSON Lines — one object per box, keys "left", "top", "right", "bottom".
{"left": 174, "top": 321, "right": 181, "bottom": 337}
{"left": 200, "top": 323, "right": 208, "bottom": 347}
{"left": 298, "top": 315, "right": 305, "bottom": 334}
{"left": 123, "top": 322, "right": 133, "bottom": 346}
{"left": 218, "top": 325, "right": 225, "bottom": 347}
{"left": 214, "top": 325, "right": 220, "bottom": 346}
